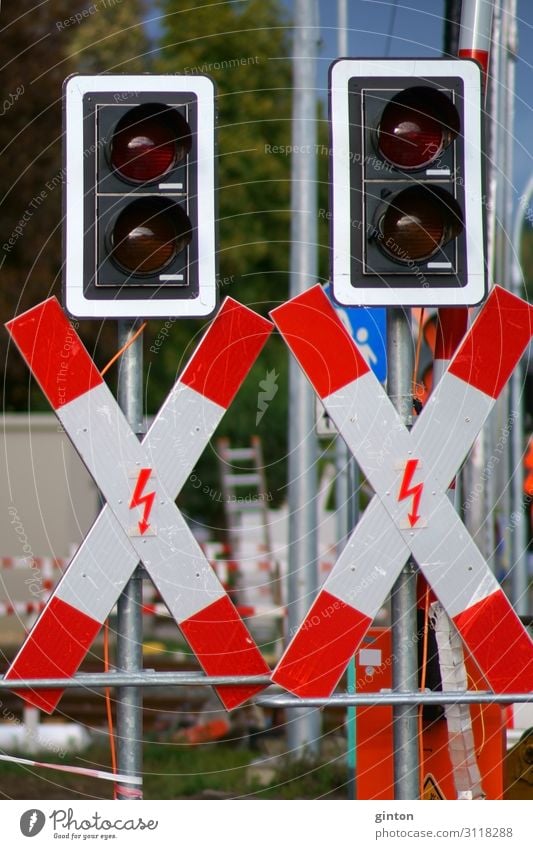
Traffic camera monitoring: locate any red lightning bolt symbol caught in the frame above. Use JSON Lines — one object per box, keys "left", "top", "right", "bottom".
{"left": 129, "top": 468, "right": 155, "bottom": 535}
{"left": 398, "top": 458, "right": 423, "bottom": 528}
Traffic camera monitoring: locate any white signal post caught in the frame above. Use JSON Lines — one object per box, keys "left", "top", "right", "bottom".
{"left": 5, "top": 297, "right": 272, "bottom": 713}
{"left": 270, "top": 284, "right": 533, "bottom": 698}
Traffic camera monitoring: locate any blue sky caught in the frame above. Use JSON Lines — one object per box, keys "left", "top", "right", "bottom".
{"left": 284, "top": 0, "right": 533, "bottom": 206}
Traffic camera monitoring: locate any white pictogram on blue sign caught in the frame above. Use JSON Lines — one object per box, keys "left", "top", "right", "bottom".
{"left": 324, "top": 283, "right": 387, "bottom": 382}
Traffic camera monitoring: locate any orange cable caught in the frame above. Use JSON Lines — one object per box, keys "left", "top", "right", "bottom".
{"left": 103, "top": 620, "right": 118, "bottom": 796}
{"left": 100, "top": 322, "right": 147, "bottom": 377}
{"left": 467, "top": 670, "right": 487, "bottom": 755}
{"left": 418, "top": 582, "right": 430, "bottom": 794}
{"left": 412, "top": 307, "right": 425, "bottom": 401}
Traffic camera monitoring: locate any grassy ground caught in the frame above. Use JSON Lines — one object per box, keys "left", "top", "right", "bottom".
{"left": 0, "top": 737, "right": 349, "bottom": 800}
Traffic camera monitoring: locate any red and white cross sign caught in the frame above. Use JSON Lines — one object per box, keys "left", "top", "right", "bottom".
{"left": 5, "top": 297, "right": 272, "bottom": 712}
{"left": 270, "top": 284, "right": 533, "bottom": 698}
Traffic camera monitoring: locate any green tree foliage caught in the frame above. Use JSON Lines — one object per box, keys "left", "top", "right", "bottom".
{"left": 1, "top": 1, "right": 151, "bottom": 410}
{"left": 150, "top": 0, "right": 295, "bottom": 524}
{"left": 2, "top": 1, "right": 302, "bottom": 531}
{"left": 1, "top": 2, "right": 84, "bottom": 408}
{"left": 156, "top": 0, "right": 293, "bottom": 307}
{"left": 67, "top": 0, "right": 151, "bottom": 73}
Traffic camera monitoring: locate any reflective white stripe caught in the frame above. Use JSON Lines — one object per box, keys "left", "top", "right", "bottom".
{"left": 324, "top": 373, "right": 409, "bottom": 479}
{"left": 324, "top": 497, "right": 409, "bottom": 618}
{"left": 57, "top": 505, "right": 138, "bottom": 623}
{"left": 413, "top": 495, "right": 500, "bottom": 616}
{"left": 58, "top": 383, "right": 226, "bottom": 623}
{"left": 146, "top": 382, "right": 224, "bottom": 495}
{"left": 412, "top": 373, "right": 493, "bottom": 489}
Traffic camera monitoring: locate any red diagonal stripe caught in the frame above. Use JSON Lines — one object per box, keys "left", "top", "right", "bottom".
{"left": 180, "top": 297, "right": 273, "bottom": 408}
{"left": 271, "top": 589, "right": 372, "bottom": 697}
{"left": 270, "top": 285, "right": 370, "bottom": 399}
{"left": 4, "top": 597, "right": 102, "bottom": 714}
{"left": 180, "top": 595, "right": 270, "bottom": 710}
{"left": 434, "top": 307, "right": 468, "bottom": 362}
{"left": 448, "top": 286, "right": 533, "bottom": 399}
{"left": 6, "top": 298, "right": 103, "bottom": 409}
{"left": 453, "top": 590, "right": 533, "bottom": 693}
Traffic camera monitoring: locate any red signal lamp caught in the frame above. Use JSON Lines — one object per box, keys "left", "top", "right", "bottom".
{"left": 110, "top": 104, "right": 191, "bottom": 184}
{"left": 377, "top": 86, "right": 459, "bottom": 171}
{"left": 378, "top": 185, "right": 464, "bottom": 263}
{"left": 110, "top": 197, "right": 192, "bottom": 275}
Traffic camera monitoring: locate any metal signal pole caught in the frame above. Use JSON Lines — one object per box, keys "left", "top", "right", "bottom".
{"left": 115, "top": 321, "right": 144, "bottom": 800}
{"left": 286, "top": 0, "right": 321, "bottom": 757}
{"left": 388, "top": 311, "right": 419, "bottom": 799}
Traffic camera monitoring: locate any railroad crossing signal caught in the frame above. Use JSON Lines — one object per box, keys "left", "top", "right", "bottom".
{"left": 5, "top": 297, "right": 272, "bottom": 713}
{"left": 63, "top": 74, "right": 216, "bottom": 318}
{"left": 329, "top": 59, "right": 486, "bottom": 307}
{"left": 270, "top": 284, "right": 533, "bottom": 697}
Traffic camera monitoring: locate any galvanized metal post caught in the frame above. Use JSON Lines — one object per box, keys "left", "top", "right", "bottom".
{"left": 500, "top": 1, "right": 527, "bottom": 615}
{"left": 337, "top": 0, "right": 348, "bottom": 56}
{"left": 335, "top": 0, "right": 356, "bottom": 794}
{"left": 387, "top": 308, "right": 420, "bottom": 800}
{"left": 286, "top": 0, "right": 321, "bottom": 757}
{"left": 510, "top": 178, "right": 533, "bottom": 615}
{"left": 458, "top": 0, "right": 497, "bottom": 567}
{"left": 115, "top": 320, "right": 144, "bottom": 799}
{"left": 497, "top": 1, "right": 519, "bottom": 593}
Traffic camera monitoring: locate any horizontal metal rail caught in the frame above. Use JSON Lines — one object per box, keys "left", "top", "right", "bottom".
{"left": 1, "top": 672, "right": 533, "bottom": 705}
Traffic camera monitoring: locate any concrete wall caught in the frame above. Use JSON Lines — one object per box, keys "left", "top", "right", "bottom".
{"left": 0, "top": 414, "right": 99, "bottom": 641}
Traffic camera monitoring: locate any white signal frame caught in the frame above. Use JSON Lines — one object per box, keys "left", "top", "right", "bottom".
{"left": 64, "top": 74, "right": 216, "bottom": 319}
{"left": 330, "top": 58, "right": 485, "bottom": 307}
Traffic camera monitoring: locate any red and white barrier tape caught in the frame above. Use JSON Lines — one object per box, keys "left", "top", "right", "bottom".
{"left": 0, "top": 753, "right": 141, "bottom": 785}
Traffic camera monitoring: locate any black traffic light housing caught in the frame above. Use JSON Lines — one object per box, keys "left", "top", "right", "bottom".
{"left": 329, "top": 59, "right": 486, "bottom": 307}
{"left": 63, "top": 75, "right": 217, "bottom": 319}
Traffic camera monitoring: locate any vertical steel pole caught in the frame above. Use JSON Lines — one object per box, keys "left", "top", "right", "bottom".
{"left": 458, "top": 0, "right": 494, "bottom": 86}
{"left": 336, "top": 0, "right": 356, "bottom": 796}
{"left": 458, "top": 0, "right": 496, "bottom": 567}
{"left": 115, "top": 320, "right": 144, "bottom": 799}
{"left": 494, "top": 1, "right": 517, "bottom": 589}
{"left": 510, "top": 178, "right": 533, "bottom": 615}
{"left": 337, "top": 0, "right": 348, "bottom": 56}
{"left": 388, "top": 309, "right": 419, "bottom": 800}
{"left": 501, "top": 2, "right": 527, "bottom": 615}
{"left": 286, "top": 0, "right": 321, "bottom": 757}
